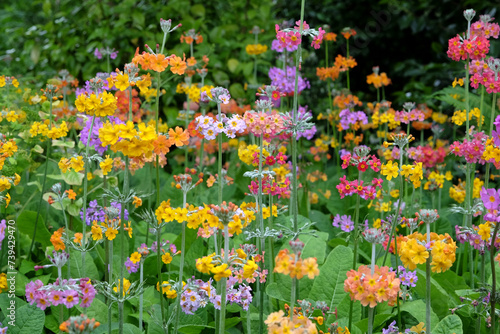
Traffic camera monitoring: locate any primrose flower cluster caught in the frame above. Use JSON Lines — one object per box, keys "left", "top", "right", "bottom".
{"left": 195, "top": 113, "right": 247, "bottom": 140}
{"left": 180, "top": 276, "right": 253, "bottom": 313}
{"left": 344, "top": 264, "right": 401, "bottom": 308}
{"left": 26, "top": 277, "right": 96, "bottom": 310}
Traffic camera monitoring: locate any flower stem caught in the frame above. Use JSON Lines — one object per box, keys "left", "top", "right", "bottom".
{"left": 257, "top": 133, "right": 265, "bottom": 333}
{"left": 426, "top": 222, "right": 431, "bottom": 333}
{"left": 139, "top": 260, "right": 144, "bottom": 331}
{"left": 108, "top": 240, "right": 113, "bottom": 334}
{"left": 29, "top": 97, "right": 54, "bottom": 260}
{"left": 368, "top": 243, "right": 376, "bottom": 334}
{"left": 219, "top": 224, "right": 229, "bottom": 334}
{"left": 174, "top": 192, "right": 187, "bottom": 332}
{"left": 490, "top": 222, "right": 500, "bottom": 334}
{"left": 81, "top": 115, "right": 96, "bottom": 277}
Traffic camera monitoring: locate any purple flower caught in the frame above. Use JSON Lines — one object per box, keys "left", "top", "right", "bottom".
{"left": 0, "top": 219, "right": 6, "bottom": 251}
{"left": 382, "top": 320, "right": 399, "bottom": 334}
{"left": 125, "top": 257, "right": 139, "bottom": 274}
{"left": 94, "top": 48, "right": 103, "bottom": 59}
{"left": 332, "top": 214, "right": 354, "bottom": 232}
{"left": 481, "top": 187, "right": 500, "bottom": 210}
{"left": 268, "top": 66, "right": 310, "bottom": 95}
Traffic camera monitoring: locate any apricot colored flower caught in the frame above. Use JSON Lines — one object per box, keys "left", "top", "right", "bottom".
{"left": 168, "top": 126, "right": 189, "bottom": 147}
{"left": 169, "top": 55, "right": 187, "bottom": 75}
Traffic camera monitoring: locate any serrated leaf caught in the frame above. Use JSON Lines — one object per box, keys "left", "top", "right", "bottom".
{"left": 9, "top": 304, "right": 45, "bottom": 334}
{"left": 433, "top": 314, "right": 463, "bottom": 334}
{"left": 308, "top": 245, "right": 353, "bottom": 310}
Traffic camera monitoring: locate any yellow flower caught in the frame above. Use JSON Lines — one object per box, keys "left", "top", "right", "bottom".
{"left": 113, "top": 278, "right": 131, "bottom": 296}
{"left": 105, "top": 227, "right": 118, "bottom": 240}
{"left": 381, "top": 160, "right": 399, "bottom": 181}
{"left": 115, "top": 73, "right": 130, "bottom": 91}
{"left": 70, "top": 156, "right": 84, "bottom": 173}
{"left": 91, "top": 225, "right": 103, "bottom": 241}
{"left": 196, "top": 256, "right": 215, "bottom": 274}
{"left": 478, "top": 223, "right": 491, "bottom": 241}
{"left": 100, "top": 155, "right": 113, "bottom": 175}
{"left": 0, "top": 273, "right": 7, "bottom": 293}
{"left": 243, "top": 259, "right": 258, "bottom": 279}
{"left": 130, "top": 252, "right": 142, "bottom": 264}
{"left": 211, "top": 264, "right": 231, "bottom": 281}
{"left": 132, "top": 196, "right": 142, "bottom": 208}
{"left": 162, "top": 252, "right": 173, "bottom": 264}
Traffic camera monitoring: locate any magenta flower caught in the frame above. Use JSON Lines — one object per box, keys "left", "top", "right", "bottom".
{"left": 481, "top": 187, "right": 500, "bottom": 210}
{"left": 48, "top": 290, "right": 63, "bottom": 306}
{"left": 62, "top": 290, "right": 79, "bottom": 308}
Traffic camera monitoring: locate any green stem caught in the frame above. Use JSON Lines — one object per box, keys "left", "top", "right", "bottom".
{"left": 157, "top": 225, "right": 166, "bottom": 332}
{"left": 108, "top": 240, "right": 113, "bottom": 334}
{"left": 139, "top": 261, "right": 144, "bottom": 331}
{"left": 348, "top": 170, "right": 361, "bottom": 330}
{"left": 368, "top": 243, "right": 376, "bottom": 334}
{"left": 118, "top": 157, "right": 129, "bottom": 334}
{"left": 479, "top": 85, "right": 485, "bottom": 132}
{"left": 346, "top": 39, "right": 350, "bottom": 91}
{"left": 426, "top": 222, "right": 431, "bottom": 334}
{"left": 175, "top": 192, "right": 187, "bottom": 333}
{"left": 29, "top": 97, "right": 55, "bottom": 260}
{"left": 217, "top": 103, "right": 223, "bottom": 205}
{"left": 219, "top": 224, "right": 229, "bottom": 334}
{"left": 81, "top": 115, "right": 96, "bottom": 278}
{"left": 490, "top": 222, "right": 500, "bottom": 334}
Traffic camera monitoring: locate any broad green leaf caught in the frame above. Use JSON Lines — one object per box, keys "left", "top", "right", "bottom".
{"left": 433, "top": 314, "right": 463, "bottom": 334}
{"left": 17, "top": 210, "right": 52, "bottom": 247}
{"left": 61, "top": 170, "right": 85, "bottom": 185}
{"left": 52, "top": 139, "right": 75, "bottom": 148}
{"left": 400, "top": 299, "right": 439, "bottom": 330}
{"left": 308, "top": 245, "right": 353, "bottom": 310}
{"left": 227, "top": 59, "right": 239, "bottom": 73}
{"left": 76, "top": 297, "right": 108, "bottom": 324}
{"left": 8, "top": 304, "right": 45, "bottom": 334}
{"left": 65, "top": 250, "right": 100, "bottom": 280}
{"left": 300, "top": 232, "right": 327, "bottom": 265}
{"left": 415, "top": 268, "right": 451, "bottom": 319}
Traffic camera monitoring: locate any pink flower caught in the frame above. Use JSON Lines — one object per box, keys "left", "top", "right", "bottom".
{"left": 481, "top": 187, "right": 500, "bottom": 210}
{"left": 48, "top": 290, "right": 63, "bottom": 306}
{"left": 62, "top": 290, "right": 79, "bottom": 308}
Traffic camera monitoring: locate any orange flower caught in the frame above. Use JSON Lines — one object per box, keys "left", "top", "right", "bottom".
{"left": 65, "top": 189, "right": 76, "bottom": 200}
{"left": 324, "top": 32, "right": 337, "bottom": 41}
{"left": 50, "top": 228, "right": 65, "bottom": 251}
{"left": 153, "top": 135, "right": 172, "bottom": 155}
{"left": 169, "top": 55, "right": 187, "bottom": 75}
{"left": 187, "top": 57, "right": 197, "bottom": 67}
{"left": 151, "top": 54, "right": 170, "bottom": 72}
{"left": 168, "top": 126, "right": 189, "bottom": 147}
{"left": 341, "top": 28, "right": 357, "bottom": 39}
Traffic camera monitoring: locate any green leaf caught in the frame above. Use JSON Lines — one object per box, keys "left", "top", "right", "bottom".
{"left": 61, "top": 170, "right": 85, "bottom": 186}
{"left": 300, "top": 232, "right": 327, "bottom": 265}
{"left": 66, "top": 250, "right": 100, "bottom": 280}
{"left": 52, "top": 139, "right": 75, "bottom": 148}
{"left": 76, "top": 297, "right": 108, "bottom": 324}
{"left": 8, "top": 304, "right": 45, "bottom": 334}
{"left": 308, "top": 245, "right": 353, "bottom": 310}
{"left": 415, "top": 268, "right": 451, "bottom": 319}
{"left": 432, "top": 314, "right": 463, "bottom": 334}
{"left": 266, "top": 282, "right": 287, "bottom": 302}
{"left": 17, "top": 210, "right": 52, "bottom": 247}
{"left": 400, "top": 299, "right": 439, "bottom": 330}
{"left": 227, "top": 59, "right": 239, "bottom": 73}
{"left": 355, "top": 313, "right": 393, "bottom": 333}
